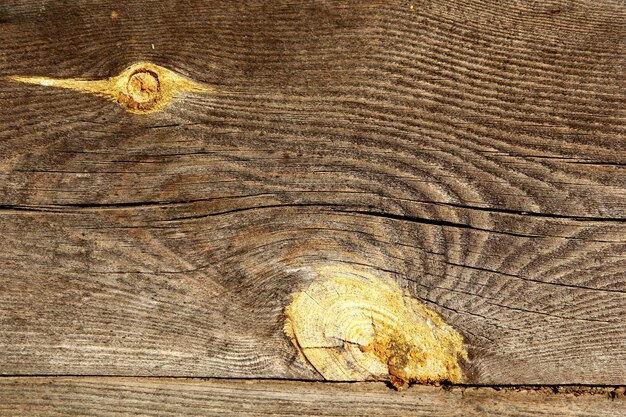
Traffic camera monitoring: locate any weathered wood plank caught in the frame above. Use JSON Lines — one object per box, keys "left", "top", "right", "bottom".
{"left": 0, "top": 0, "right": 625, "bottom": 385}
{"left": 1, "top": 207, "right": 625, "bottom": 383}
{"left": 0, "top": 378, "right": 624, "bottom": 417}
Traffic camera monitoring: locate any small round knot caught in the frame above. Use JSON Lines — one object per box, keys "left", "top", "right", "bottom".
{"left": 118, "top": 69, "right": 161, "bottom": 112}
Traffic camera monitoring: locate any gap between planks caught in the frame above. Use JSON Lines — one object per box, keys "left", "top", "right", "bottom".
{"left": 0, "top": 376, "right": 624, "bottom": 417}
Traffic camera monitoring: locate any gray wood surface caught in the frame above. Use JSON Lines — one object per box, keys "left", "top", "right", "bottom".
{"left": 0, "top": 0, "right": 625, "bottom": 392}
{"left": 1, "top": 378, "right": 624, "bottom": 417}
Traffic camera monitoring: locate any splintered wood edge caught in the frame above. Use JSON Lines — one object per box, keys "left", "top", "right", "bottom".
{"left": 4, "top": 62, "right": 218, "bottom": 114}
{"left": 284, "top": 265, "right": 468, "bottom": 389}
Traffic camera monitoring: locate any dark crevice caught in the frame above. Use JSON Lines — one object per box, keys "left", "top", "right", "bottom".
{"left": 1, "top": 196, "right": 625, "bottom": 223}
{"left": 442, "top": 260, "right": 626, "bottom": 295}
{"left": 418, "top": 281, "right": 617, "bottom": 324}
{"left": 142, "top": 123, "right": 184, "bottom": 129}
{"left": 338, "top": 209, "right": 542, "bottom": 239}
{"left": 0, "top": 205, "right": 54, "bottom": 213}
{"left": 429, "top": 201, "right": 626, "bottom": 222}
{"left": 0, "top": 193, "right": 276, "bottom": 211}
{"left": 417, "top": 295, "right": 523, "bottom": 332}
{"left": 0, "top": 375, "right": 623, "bottom": 393}
{"left": 167, "top": 203, "right": 346, "bottom": 221}
{"left": 1, "top": 202, "right": 623, "bottom": 243}
{"left": 0, "top": 199, "right": 206, "bottom": 210}
{"left": 481, "top": 301, "right": 615, "bottom": 324}
{"left": 568, "top": 161, "right": 626, "bottom": 167}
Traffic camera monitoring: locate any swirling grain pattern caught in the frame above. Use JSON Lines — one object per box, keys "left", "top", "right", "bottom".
{"left": 0, "top": 0, "right": 624, "bottom": 389}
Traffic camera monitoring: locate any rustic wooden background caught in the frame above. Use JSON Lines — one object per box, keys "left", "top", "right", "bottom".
{"left": 0, "top": 0, "right": 624, "bottom": 415}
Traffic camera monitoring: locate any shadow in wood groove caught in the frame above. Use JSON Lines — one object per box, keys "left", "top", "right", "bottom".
{"left": 0, "top": 377, "right": 624, "bottom": 417}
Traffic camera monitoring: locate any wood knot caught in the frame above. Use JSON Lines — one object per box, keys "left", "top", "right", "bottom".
{"left": 284, "top": 265, "right": 468, "bottom": 389}
{"left": 5, "top": 62, "right": 218, "bottom": 115}
{"left": 119, "top": 68, "right": 162, "bottom": 112}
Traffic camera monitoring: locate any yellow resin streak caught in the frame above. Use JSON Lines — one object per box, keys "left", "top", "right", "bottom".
{"left": 284, "top": 266, "right": 468, "bottom": 389}
{"left": 6, "top": 62, "right": 216, "bottom": 114}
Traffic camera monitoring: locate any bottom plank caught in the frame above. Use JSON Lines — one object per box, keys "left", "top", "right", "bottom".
{"left": 0, "top": 377, "right": 623, "bottom": 417}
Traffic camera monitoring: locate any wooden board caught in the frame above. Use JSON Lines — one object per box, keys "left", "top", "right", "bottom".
{"left": 1, "top": 378, "right": 624, "bottom": 417}
{"left": 0, "top": 0, "right": 625, "bottom": 394}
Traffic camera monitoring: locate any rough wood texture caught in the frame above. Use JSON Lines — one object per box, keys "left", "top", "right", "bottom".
{"left": 0, "top": 0, "right": 625, "bottom": 388}
{"left": 0, "top": 378, "right": 624, "bottom": 417}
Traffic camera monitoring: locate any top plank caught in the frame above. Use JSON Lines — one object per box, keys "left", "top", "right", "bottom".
{"left": 0, "top": 0, "right": 624, "bottom": 385}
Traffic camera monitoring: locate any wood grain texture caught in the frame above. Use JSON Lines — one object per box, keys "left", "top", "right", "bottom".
{"left": 0, "top": 0, "right": 625, "bottom": 386}
{"left": 0, "top": 378, "right": 624, "bottom": 417}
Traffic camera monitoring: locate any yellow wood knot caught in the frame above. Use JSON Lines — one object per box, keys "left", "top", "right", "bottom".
{"left": 5, "top": 62, "right": 217, "bottom": 114}
{"left": 284, "top": 265, "right": 467, "bottom": 389}
{"left": 122, "top": 69, "right": 161, "bottom": 111}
